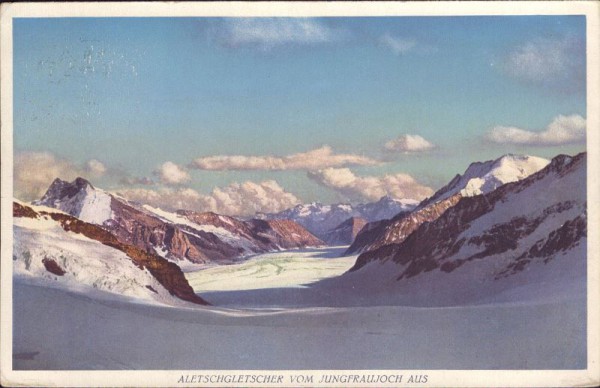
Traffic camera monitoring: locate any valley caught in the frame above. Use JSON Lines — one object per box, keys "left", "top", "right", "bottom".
{"left": 11, "top": 151, "right": 589, "bottom": 370}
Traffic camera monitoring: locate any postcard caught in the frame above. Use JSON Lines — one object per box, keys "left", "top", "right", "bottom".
{"left": 1, "top": 1, "right": 599, "bottom": 387}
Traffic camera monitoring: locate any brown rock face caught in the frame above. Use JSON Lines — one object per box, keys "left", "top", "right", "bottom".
{"left": 13, "top": 202, "right": 209, "bottom": 305}
{"left": 321, "top": 217, "right": 368, "bottom": 246}
{"left": 178, "top": 210, "right": 325, "bottom": 252}
{"left": 246, "top": 219, "right": 325, "bottom": 249}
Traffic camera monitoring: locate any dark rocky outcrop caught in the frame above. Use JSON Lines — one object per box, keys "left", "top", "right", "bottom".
{"left": 42, "top": 257, "right": 66, "bottom": 276}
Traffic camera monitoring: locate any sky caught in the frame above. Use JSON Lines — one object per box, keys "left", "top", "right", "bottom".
{"left": 13, "top": 16, "right": 587, "bottom": 216}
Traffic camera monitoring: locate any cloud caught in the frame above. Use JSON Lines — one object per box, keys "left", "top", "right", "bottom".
{"left": 118, "top": 176, "right": 155, "bottom": 186}
{"left": 115, "top": 180, "right": 300, "bottom": 216}
{"left": 14, "top": 152, "right": 106, "bottom": 201}
{"left": 208, "top": 180, "right": 300, "bottom": 216}
{"left": 384, "top": 134, "right": 436, "bottom": 153}
{"left": 502, "top": 36, "right": 585, "bottom": 93}
{"left": 114, "top": 187, "right": 207, "bottom": 212}
{"left": 189, "top": 146, "right": 380, "bottom": 171}
{"left": 154, "top": 161, "right": 190, "bottom": 185}
{"left": 308, "top": 168, "right": 434, "bottom": 202}
{"left": 219, "top": 18, "right": 340, "bottom": 48}
{"left": 85, "top": 159, "right": 107, "bottom": 176}
{"left": 379, "top": 34, "right": 417, "bottom": 55}
{"left": 486, "top": 114, "right": 586, "bottom": 146}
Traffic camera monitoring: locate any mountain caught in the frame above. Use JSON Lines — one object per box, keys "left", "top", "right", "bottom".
{"left": 321, "top": 217, "right": 368, "bottom": 246}
{"left": 346, "top": 154, "right": 550, "bottom": 255}
{"left": 257, "top": 196, "right": 418, "bottom": 244}
{"left": 34, "top": 178, "right": 324, "bottom": 267}
{"left": 417, "top": 154, "right": 550, "bottom": 208}
{"left": 13, "top": 201, "right": 208, "bottom": 305}
{"left": 333, "top": 153, "right": 586, "bottom": 306}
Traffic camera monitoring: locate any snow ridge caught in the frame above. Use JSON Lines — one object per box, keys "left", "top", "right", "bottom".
{"left": 422, "top": 154, "right": 550, "bottom": 207}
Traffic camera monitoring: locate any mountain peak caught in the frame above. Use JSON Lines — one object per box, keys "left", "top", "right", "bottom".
{"left": 73, "top": 176, "right": 94, "bottom": 188}
{"left": 34, "top": 177, "right": 113, "bottom": 225}
{"left": 420, "top": 154, "right": 550, "bottom": 208}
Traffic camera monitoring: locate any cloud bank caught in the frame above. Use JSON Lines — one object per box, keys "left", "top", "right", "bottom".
{"left": 308, "top": 167, "right": 434, "bottom": 202}
{"left": 14, "top": 152, "right": 106, "bottom": 201}
{"left": 116, "top": 180, "right": 300, "bottom": 216}
{"left": 189, "top": 146, "right": 380, "bottom": 171}
{"left": 384, "top": 134, "right": 436, "bottom": 153}
{"left": 486, "top": 114, "right": 586, "bottom": 146}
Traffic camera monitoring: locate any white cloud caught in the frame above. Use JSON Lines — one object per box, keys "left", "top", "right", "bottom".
{"left": 115, "top": 180, "right": 300, "bottom": 217}
{"left": 115, "top": 187, "right": 207, "bottom": 212}
{"left": 119, "top": 176, "right": 155, "bottom": 186}
{"left": 85, "top": 159, "right": 107, "bottom": 176}
{"left": 221, "top": 18, "right": 339, "bottom": 48}
{"left": 189, "top": 146, "right": 380, "bottom": 171}
{"left": 154, "top": 161, "right": 190, "bottom": 185}
{"left": 209, "top": 180, "right": 300, "bottom": 216}
{"left": 14, "top": 152, "right": 106, "bottom": 201}
{"left": 384, "top": 134, "right": 436, "bottom": 153}
{"left": 487, "top": 114, "right": 586, "bottom": 146}
{"left": 308, "top": 167, "right": 434, "bottom": 202}
{"left": 502, "top": 36, "right": 585, "bottom": 93}
{"left": 379, "top": 34, "right": 417, "bottom": 55}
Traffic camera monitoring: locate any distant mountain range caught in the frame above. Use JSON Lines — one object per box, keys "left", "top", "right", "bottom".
{"left": 257, "top": 196, "right": 418, "bottom": 244}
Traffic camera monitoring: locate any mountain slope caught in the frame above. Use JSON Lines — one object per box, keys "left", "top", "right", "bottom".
{"left": 13, "top": 201, "right": 208, "bottom": 305}
{"left": 321, "top": 217, "right": 368, "bottom": 246}
{"left": 346, "top": 154, "right": 550, "bottom": 255}
{"left": 418, "top": 154, "right": 550, "bottom": 208}
{"left": 333, "top": 153, "right": 586, "bottom": 306}
{"left": 34, "top": 178, "right": 324, "bottom": 266}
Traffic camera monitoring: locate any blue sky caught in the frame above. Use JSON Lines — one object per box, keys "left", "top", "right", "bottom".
{"left": 13, "top": 16, "right": 587, "bottom": 215}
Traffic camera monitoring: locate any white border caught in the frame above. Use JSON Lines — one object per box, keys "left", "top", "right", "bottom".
{"left": 1, "top": 2, "right": 599, "bottom": 387}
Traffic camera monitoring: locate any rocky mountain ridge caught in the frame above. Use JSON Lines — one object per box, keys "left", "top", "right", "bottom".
{"left": 347, "top": 153, "right": 551, "bottom": 255}
{"left": 350, "top": 153, "right": 586, "bottom": 284}
{"left": 35, "top": 178, "right": 324, "bottom": 266}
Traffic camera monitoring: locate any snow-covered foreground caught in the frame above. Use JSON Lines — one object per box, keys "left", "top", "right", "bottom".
{"left": 13, "top": 280, "right": 586, "bottom": 370}
{"left": 13, "top": 245, "right": 587, "bottom": 370}
{"left": 185, "top": 247, "right": 355, "bottom": 292}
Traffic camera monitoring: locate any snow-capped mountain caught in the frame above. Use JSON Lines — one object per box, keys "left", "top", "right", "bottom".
{"left": 257, "top": 196, "right": 417, "bottom": 244}
{"left": 34, "top": 178, "right": 324, "bottom": 267}
{"left": 35, "top": 177, "right": 114, "bottom": 224}
{"left": 332, "top": 153, "right": 586, "bottom": 306}
{"left": 347, "top": 154, "right": 550, "bottom": 255}
{"left": 418, "top": 154, "right": 549, "bottom": 208}
{"left": 13, "top": 201, "right": 208, "bottom": 305}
